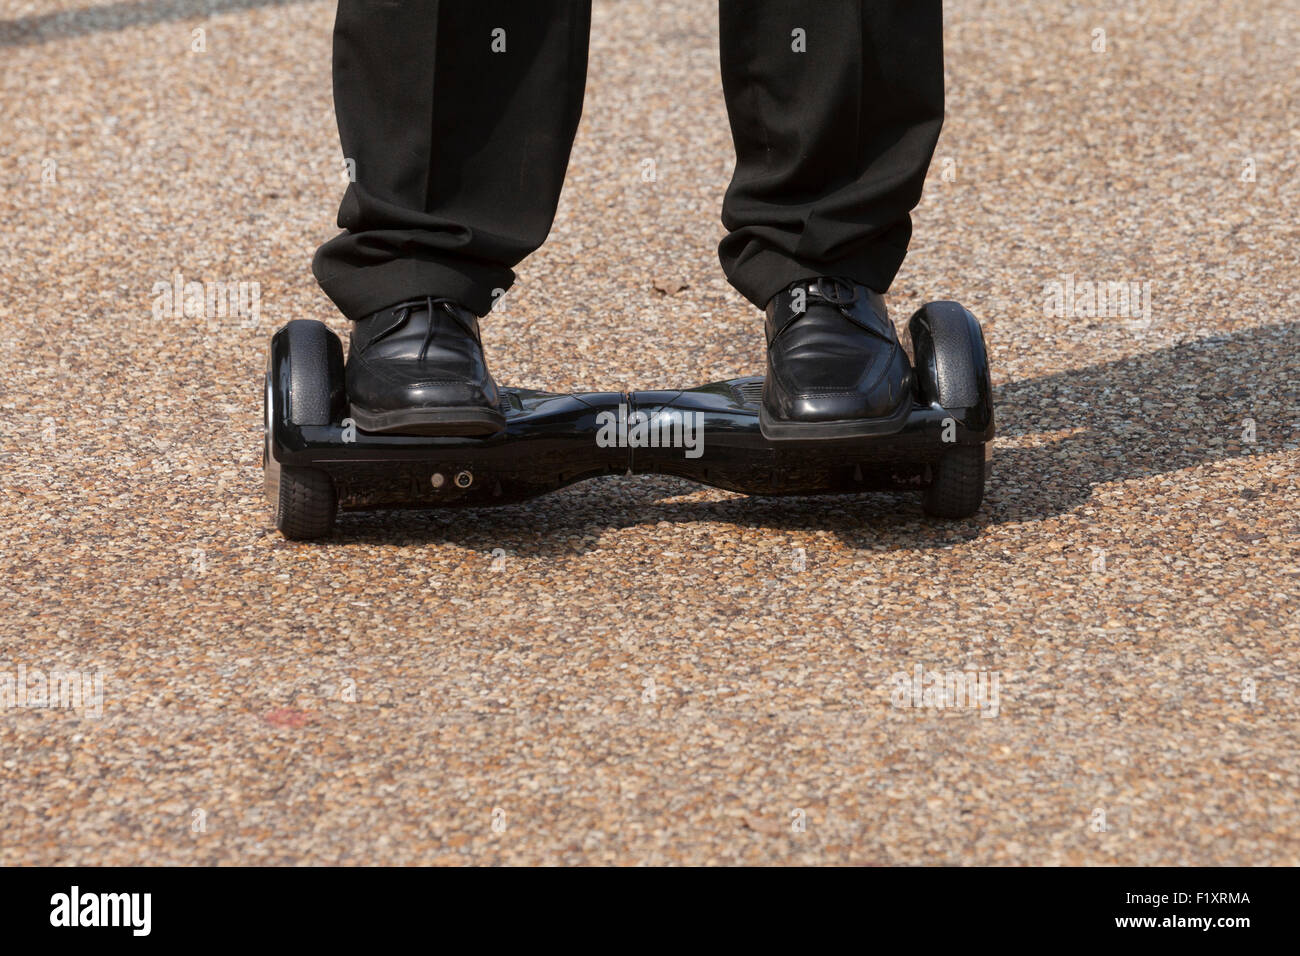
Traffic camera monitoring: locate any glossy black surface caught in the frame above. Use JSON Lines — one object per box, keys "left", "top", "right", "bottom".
{"left": 265, "top": 321, "right": 995, "bottom": 511}
{"left": 761, "top": 279, "right": 913, "bottom": 437}
{"left": 908, "top": 300, "right": 995, "bottom": 434}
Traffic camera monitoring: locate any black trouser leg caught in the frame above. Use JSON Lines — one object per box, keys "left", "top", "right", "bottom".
{"left": 718, "top": 0, "right": 944, "bottom": 308}
{"left": 313, "top": 0, "right": 591, "bottom": 320}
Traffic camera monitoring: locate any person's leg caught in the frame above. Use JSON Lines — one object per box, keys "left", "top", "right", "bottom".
{"left": 717, "top": 0, "right": 943, "bottom": 309}
{"left": 313, "top": 0, "right": 592, "bottom": 321}
{"left": 718, "top": 0, "right": 944, "bottom": 440}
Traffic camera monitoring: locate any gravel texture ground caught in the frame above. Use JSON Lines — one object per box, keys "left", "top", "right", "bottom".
{"left": 0, "top": 0, "right": 1296, "bottom": 865}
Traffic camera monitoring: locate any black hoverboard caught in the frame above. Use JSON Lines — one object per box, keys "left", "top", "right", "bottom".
{"left": 263, "top": 302, "right": 994, "bottom": 540}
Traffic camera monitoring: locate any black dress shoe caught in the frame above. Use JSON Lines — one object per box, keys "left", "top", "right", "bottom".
{"left": 759, "top": 277, "right": 913, "bottom": 440}
{"left": 346, "top": 296, "right": 505, "bottom": 436}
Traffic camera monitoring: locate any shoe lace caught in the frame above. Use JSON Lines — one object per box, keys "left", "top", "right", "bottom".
{"left": 775, "top": 276, "right": 892, "bottom": 345}
{"left": 808, "top": 276, "right": 860, "bottom": 313}
{"left": 370, "top": 296, "right": 473, "bottom": 361}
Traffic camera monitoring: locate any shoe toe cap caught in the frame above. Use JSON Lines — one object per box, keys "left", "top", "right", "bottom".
{"left": 347, "top": 357, "right": 496, "bottom": 412}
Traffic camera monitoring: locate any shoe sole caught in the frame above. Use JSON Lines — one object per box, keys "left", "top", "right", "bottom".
{"left": 758, "top": 396, "right": 912, "bottom": 441}
{"left": 349, "top": 404, "right": 506, "bottom": 437}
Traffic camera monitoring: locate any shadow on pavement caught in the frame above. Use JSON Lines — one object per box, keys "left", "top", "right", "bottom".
{"left": 326, "top": 321, "right": 1296, "bottom": 555}
{"left": 0, "top": 0, "right": 315, "bottom": 47}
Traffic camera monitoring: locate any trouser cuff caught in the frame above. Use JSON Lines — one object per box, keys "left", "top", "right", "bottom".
{"left": 312, "top": 248, "right": 509, "bottom": 320}
{"left": 723, "top": 242, "right": 911, "bottom": 310}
